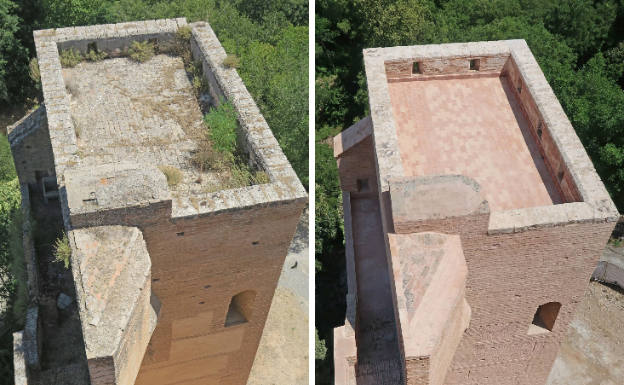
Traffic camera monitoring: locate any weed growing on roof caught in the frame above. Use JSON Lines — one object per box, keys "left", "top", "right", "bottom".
{"left": 204, "top": 102, "right": 238, "bottom": 154}
{"left": 222, "top": 54, "right": 240, "bottom": 69}
{"left": 53, "top": 233, "right": 71, "bottom": 269}
{"left": 159, "top": 165, "right": 183, "bottom": 187}
{"left": 128, "top": 40, "right": 155, "bottom": 63}
{"left": 85, "top": 48, "right": 107, "bottom": 62}
{"left": 60, "top": 48, "right": 83, "bottom": 68}
{"left": 176, "top": 25, "right": 192, "bottom": 42}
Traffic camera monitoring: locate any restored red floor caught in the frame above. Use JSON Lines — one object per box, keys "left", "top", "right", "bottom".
{"left": 388, "top": 76, "right": 562, "bottom": 212}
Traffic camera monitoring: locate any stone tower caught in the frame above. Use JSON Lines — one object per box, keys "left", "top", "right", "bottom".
{"left": 10, "top": 18, "right": 305, "bottom": 385}
{"left": 333, "top": 40, "right": 618, "bottom": 385}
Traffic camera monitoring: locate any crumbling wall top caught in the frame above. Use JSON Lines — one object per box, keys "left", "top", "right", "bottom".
{"left": 33, "top": 18, "right": 306, "bottom": 226}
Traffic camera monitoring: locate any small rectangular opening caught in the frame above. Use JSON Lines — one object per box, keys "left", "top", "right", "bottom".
{"left": 412, "top": 61, "right": 421, "bottom": 74}
{"left": 528, "top": 302, "right": 561, "bottom": 335}
{"left": 469, "top": 58, "right": 480, "bottom": 71}
{"left": 357, "top": 178, "right": 370, "bottom": 192}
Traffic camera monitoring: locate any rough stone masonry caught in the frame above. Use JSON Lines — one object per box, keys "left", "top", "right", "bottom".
{"left": 9, "top": 18, "right": 306, "bottom": 385}
{"left": 333, "top": 40, "right": 618, "bottom": 385}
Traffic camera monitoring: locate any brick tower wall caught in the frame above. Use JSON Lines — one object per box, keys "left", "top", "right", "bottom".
{"left": 134, "top": 200, "right": 304, "bottom": 385}
{"left": 390, "top": 210, "right": 614, "bottom": 385}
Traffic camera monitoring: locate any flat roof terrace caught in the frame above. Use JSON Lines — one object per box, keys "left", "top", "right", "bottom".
{"left": 65, "top": 54, "right": 208, "bottom": 192}
{"left": 388, "top": 75, "right": 562, "bottom": 212}
{"left": 32, "top": 19, "right": 306, "bottom": 221}
{"left": 363, "top": 41, "right": 624, "bottom": 230}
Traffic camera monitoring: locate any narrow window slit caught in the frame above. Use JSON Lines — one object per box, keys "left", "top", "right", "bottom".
{"left": 470, "top": 59, "right": 480, "bottom": 71}
{"left": 412, "top": 61, "right": 421, "bottom": 74}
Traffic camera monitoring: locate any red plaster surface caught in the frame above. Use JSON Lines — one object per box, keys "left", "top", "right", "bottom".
{"left": 388, "top": 76, "right": 562, "bottom": 212}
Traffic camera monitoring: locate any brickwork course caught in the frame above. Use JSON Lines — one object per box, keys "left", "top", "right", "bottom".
{"left": 333, "top": 40, "right": 619, "bottom": 385}
{"left": 9, "top": 18, "right": 306, "bottom": 385}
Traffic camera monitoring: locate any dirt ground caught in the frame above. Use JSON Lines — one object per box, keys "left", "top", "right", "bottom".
{"left": 547, "top": 280, "right": 624, "bottom": 385}
{"left": 247, "top": 210, "right": 309, "bottom": 385}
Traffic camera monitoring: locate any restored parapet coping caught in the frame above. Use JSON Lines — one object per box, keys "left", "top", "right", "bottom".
{"left": 69, "top": 227, "right": 155, "bottom": 357}
{"left": 363, "top": 40, "right": 619, "bottom": 233}
{"left": 389, "top": 175, "right": 489, "bottom": 225}
{"left": 33, "top": 18, "right": 306, "bottom": 226}
{"left": 333, "top": 116, "right": 373, "bottom": 158}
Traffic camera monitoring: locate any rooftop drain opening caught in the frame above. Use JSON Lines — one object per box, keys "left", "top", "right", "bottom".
{"left": 225, "top": 290, "right": 256, "bottom": 327}
{"left": 412, "top": 61, "right": 421, "bottom": 74}
{"left": 469, "top": 58, "right": 480, "bottom": 71}
{"left": 528, "top": 302, "right": 561, "bottom": 335}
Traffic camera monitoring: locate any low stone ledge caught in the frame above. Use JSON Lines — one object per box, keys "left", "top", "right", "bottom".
{"left": 189, "top": 21, "right": 306, "bottom": 205}
{"left": 592, "top": 245, "right": 624, "bottom": 289}
{"left": 389, "top": 175, "right": 489, "bottom": 232}
{"left": 334, "top": 116, "right": 373, "bottom": 158}
{"left": 488, "top": 201, "right": 614, "bottom": 235}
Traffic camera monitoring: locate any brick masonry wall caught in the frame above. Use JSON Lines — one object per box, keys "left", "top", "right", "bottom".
{"left": 392, "top": 211, "right": 614, "bottom": 385}
{"left": 350, "top": 39, "right": 618, "bottom": 385}
{"left": 384, "top": 54, "right": 508, "bottom": 80}
{"left": 502, "top": 58, "right": 581, "bottom": 203}
{"left": 133, "top": 199, "right": 304, "bottom": 385}
{"left": 68, "top": 187, "right": 304, "bottom": 385}
{"left": 337, "top": 128, "right": 615, "bottom": 385}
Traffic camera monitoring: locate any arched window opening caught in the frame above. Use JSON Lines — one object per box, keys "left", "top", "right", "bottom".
{"left": 225, "top": 290, "right": 256, "bottom": 327}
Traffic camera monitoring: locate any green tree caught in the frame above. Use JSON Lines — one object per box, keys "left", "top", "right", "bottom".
{"left": 41, "top": 0, "right": 113, "bottom": 27}
{"left": 0, "top": 0, "right": 30, "bottom": 103}
{"left": 0, "top": 134, "right": 16, "bottom": 182}
{"left": 557, "top": 53, "right": 624, "bottom": 207}
{"left": 542, "top": 0, "right": 617, "bottom": 60}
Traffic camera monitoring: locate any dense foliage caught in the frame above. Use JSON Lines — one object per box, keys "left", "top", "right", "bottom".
{"left": 0, "top": 135, "right": 24, "bottom": 383}
{"left": 0, "top": 1, "right": 307, "bottom": 383}
{"left": 316, "top": 0, "right": 624, "bottom": 382}
{"left": 0, "top": 0, "right": 30, "bottom": 103}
